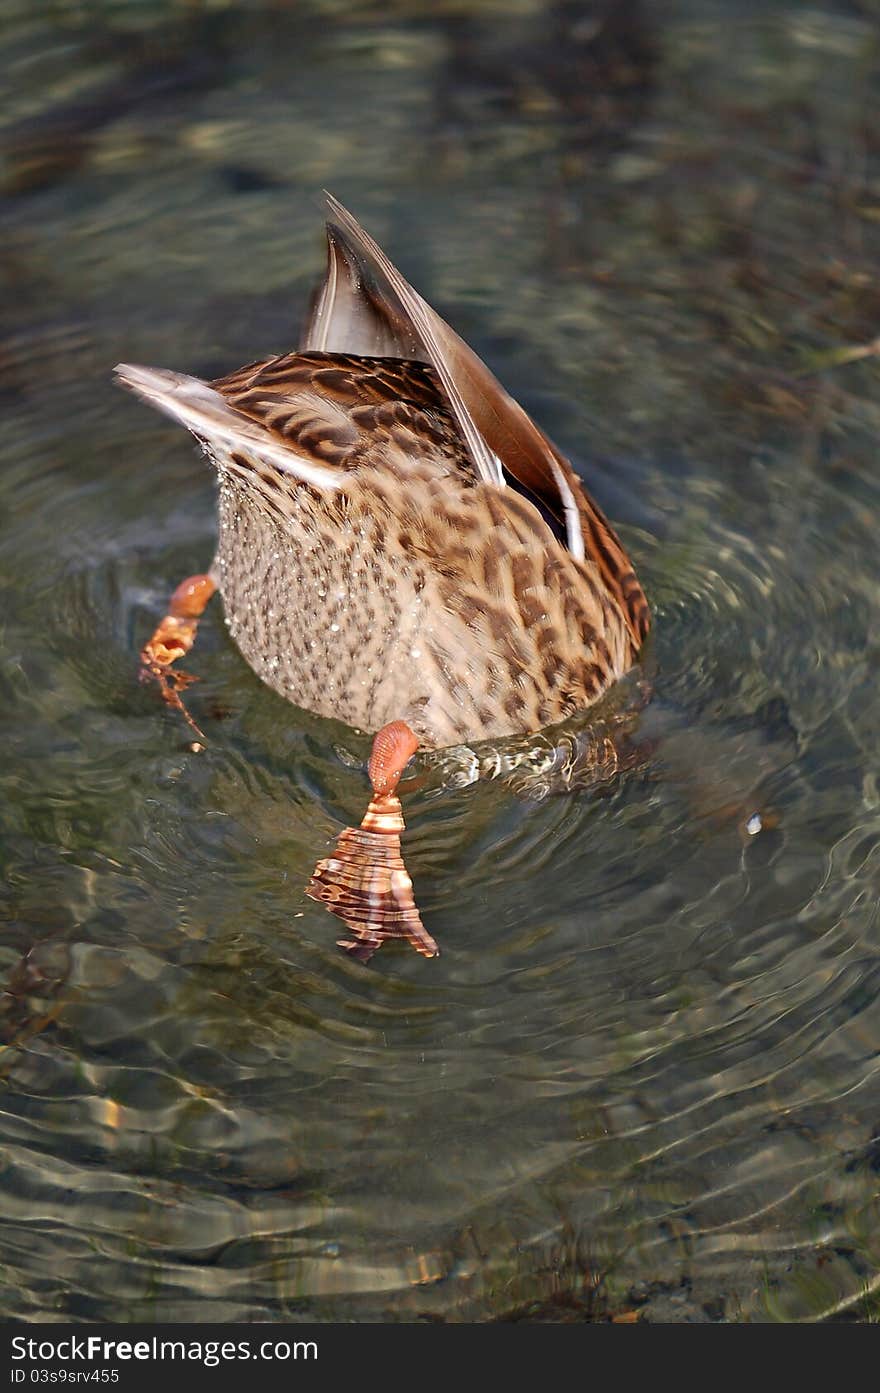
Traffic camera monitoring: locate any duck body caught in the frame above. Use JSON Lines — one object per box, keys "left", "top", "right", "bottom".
{"left": 116, "top": 196, "right": 650, "bottom": 962}
{"left": 211, "top": 353, "right": 638, "bottom": 748}
{"left": 117, "top": 197, "right": 649, "bottom": 751}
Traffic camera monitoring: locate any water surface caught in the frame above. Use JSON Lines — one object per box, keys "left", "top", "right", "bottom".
{"left": 2, "top": 0, "right": 880, "bottom": 1321}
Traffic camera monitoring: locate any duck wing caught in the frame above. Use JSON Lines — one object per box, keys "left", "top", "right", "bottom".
{"left": 309, "top": 195, "right": 648, "bottom": 646}
{"left": 211, "top": 351, "right": 476, "bottom": 482}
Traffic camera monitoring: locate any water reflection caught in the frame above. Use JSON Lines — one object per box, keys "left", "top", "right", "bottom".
{"left": 2, "top": 0, "right": 880, "bottom": 1322}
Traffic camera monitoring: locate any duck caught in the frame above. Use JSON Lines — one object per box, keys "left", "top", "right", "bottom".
{"left": 114, "top": 194, "right": 650, "bottom": 963}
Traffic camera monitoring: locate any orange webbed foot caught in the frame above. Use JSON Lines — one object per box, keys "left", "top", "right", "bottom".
{"left": 307, "top": 722, "right": 438, "bottom": 963}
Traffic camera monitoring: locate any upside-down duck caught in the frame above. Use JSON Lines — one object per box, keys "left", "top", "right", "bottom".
{"left": 115, "top": 195, "right": 649, "bottom": 963}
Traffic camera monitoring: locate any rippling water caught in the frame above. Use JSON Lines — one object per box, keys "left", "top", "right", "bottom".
{"left": 2, "top": 0, "right": 880, "bottom": 1322}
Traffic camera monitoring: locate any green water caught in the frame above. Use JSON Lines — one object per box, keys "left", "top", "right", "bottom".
{"left": 1, "top": 0, "right": 880, "bottom": 1321}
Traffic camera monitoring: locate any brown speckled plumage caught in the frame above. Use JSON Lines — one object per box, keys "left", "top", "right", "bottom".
{"left": 115, "top": 194, "right": 650, "bottom": 961}
{"left": 116, "top": 198, "right": 648, "bottom": 749}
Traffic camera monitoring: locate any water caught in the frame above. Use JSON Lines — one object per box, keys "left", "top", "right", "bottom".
{"left": 2, "top": 0, "right": 880, "bottom": 1322}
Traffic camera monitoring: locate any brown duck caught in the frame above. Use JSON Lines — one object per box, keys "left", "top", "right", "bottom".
{"left": 115, "top": 195, "right": 650, "bottom": 963}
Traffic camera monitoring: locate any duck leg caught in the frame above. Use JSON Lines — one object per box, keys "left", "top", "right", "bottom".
{"left": 139, "top": 571, "right": 217, "bottom": 738}
{"left": 307, "top": 721, "right": 438, "bottom": 964}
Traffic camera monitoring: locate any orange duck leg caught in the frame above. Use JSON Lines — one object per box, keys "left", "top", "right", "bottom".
{"left": 307, "top": 721, "right": 438, "bottom": 964}
{"left": 139, "top": 572, "right": 217, "bottom": 738}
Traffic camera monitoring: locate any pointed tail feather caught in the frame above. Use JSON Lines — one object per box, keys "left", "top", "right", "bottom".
{"left": 113, "top": 362, "right": 347, "bottom": 491}
{"left": 307, "top": 792, "right": 437, "bottom": 963}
